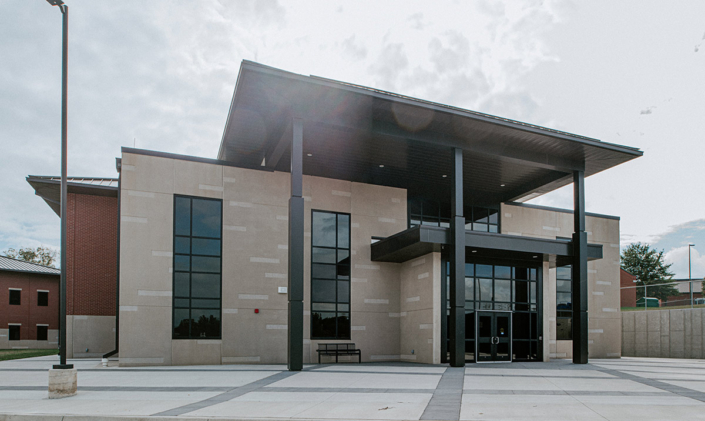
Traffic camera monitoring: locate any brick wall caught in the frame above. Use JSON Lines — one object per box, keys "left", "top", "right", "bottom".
{"left": 0, "top": 271, "right": 59, "bottom": 340}
{"left": 66, "top": 193, "right": 118, "bottom": 316}
{"left": 620, "top": 268, "right": 637, "bottom": 308}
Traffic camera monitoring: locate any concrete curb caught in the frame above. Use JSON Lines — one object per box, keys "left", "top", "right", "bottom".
{"left": 0, "top": 415, "right": 391, "bottom": 421}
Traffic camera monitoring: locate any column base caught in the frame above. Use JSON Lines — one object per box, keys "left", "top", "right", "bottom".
{"left": 48, "top": 368, "right": 77, "bottom": 398}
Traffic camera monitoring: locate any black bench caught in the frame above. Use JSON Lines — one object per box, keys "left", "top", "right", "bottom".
{"left": 317, "top": 343, "right": 361, "bottom": 364}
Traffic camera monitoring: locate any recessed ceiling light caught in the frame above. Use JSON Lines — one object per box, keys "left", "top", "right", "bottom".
{"left": 307, "top": 153, "right": 313, "bottom": 157}
{"left": 500, "top": 184, "right": 506, "bottom": 187}
{"left": 442, "top": 175, "right": 447, "bottom": 178}
{"left": 471, "top": 250, "right": 477, "bottom": 253}
{"left": 379, "top": 164, "right": 384, "bottom": 168}
{"left": 533, "top": 255, "right": 538, "bottom": 258}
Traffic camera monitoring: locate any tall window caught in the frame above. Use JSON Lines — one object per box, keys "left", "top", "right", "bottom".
{"left": 556, "top": 266, "right": 572, "bottom": 340}
{"left": 311, "top": 210, "right": 351, "bottom": 339}
{"left": 172, "top": 196, "right": 222, "bottom": 339}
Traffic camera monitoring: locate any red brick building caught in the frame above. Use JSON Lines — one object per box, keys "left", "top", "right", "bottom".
{"left": 620, "top": 268, "right": 637, "bottom": 308}
{"left": 27, "top": 176, "right": 119, "bottom": 358}
{"left": 0, "top": 256, "right": 60, "bottom": 349}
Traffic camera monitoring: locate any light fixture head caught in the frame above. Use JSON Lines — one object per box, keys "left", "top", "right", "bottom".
{"left": 379, "top": 164, "right": 384, "bottom": 168}
{"left": 442, "top": 175, "right": 447, "bottom": 178}
{"left": 690, "top": 243, "right": 696, "bottom": 247}
{"left": 471, "top": 250, "right": 477, "bottom": 253}
{"left": 46, "top": 0, "right": 65, "bottom": 5}
{"left": 307, "top": 153, "right": 312, "bottom": 157}
{"left": 500, "top": 184, "right": 506, "bottom": 187}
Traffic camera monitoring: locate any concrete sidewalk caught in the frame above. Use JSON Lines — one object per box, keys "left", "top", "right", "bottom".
{"left": 2, "top": 356, "right": 705, "bottom": 420}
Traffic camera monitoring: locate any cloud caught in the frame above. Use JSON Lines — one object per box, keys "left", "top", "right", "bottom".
{"left": 407, "top": 12, "right": 426, "bottom": 30}
{"left": 651, "top": 219, "right": 705, "bottom": 278}
{"left": 367, "top": 43, "right": 409, "bottom": 91}
{"left": 364, "top": 2, "right": 564, "bottom": 123}
{"left": 340, "top": 35, "right": 367, "bottom": 61}
{"left": 0, "top": 0, "right": 287, "bottom": 253}
{"left": 664, "top": 245, "right": 705, "bottom": 280}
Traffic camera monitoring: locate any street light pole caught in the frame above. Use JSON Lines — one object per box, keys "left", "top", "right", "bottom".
{"left": 47, "top": 0, "right": 73, "bottom": 371}
{"left": 690, "top": 244, "right": 696, "bottom": 309}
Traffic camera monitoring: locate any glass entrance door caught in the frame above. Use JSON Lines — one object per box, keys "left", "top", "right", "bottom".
{"left": 476, "top": 311, "right": 512, "bottom": 362}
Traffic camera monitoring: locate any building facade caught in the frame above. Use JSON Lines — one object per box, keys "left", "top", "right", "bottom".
{"left": 27, "top": 61, "right": 641, "bottom": 366}
{"left": 0, "top": 256, "right": 60, "bottom": 349}
{"left": 27, "top": 176, "right": 118, "bottom": 358}
{"left": 116, "top": 149, "right": 624, "bottom": 366}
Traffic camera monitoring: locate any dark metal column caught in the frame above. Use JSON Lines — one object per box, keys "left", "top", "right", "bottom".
{"left": 572, "top": 171, "right": 588, "bottom": 364}
{"left": 448, "top": 148, "right": 465, "bottom": 367}
{"left": 287, "top": 118, "right": 304, "bottom": 371}
{"left": 55, "top": 3, "right": 72, "bottom": 370}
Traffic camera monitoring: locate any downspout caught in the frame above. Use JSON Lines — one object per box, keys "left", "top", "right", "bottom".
{"left": 103, "top": 157, "right": 121, "bottom": 360}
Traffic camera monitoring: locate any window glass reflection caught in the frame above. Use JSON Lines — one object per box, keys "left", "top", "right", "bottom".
{"left": 172, "top": 196, "right": 222, "bottom": 340}
{"left": 312, "top": 212, "right": 336, "bottom": 247}
{"left": 311, "top": 210, "right": 351, "bottom": 339}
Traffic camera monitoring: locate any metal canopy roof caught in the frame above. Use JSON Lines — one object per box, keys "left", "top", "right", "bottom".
{"left": 0, "top": 255, "right": 60, "bottom": 276}
{"left": 371, "top": 225, "right": 602, "bottom": 266}
{"left": 219, "top": 61, "right": 642, "bottom": 208}
{"left": 26, "top": 176, "right": 118, "bottom": 217}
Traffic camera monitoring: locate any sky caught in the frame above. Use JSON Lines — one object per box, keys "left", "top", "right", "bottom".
{"left": 1, "top": 0, "right": 704, "bottom": 277}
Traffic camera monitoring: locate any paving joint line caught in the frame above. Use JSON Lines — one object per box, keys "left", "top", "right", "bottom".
{"left": 150, "top": 370, "right": 296, "bottom": 416}
{"left": 594, "top": 364, "right": 705, "bottom": 404}
{"left": 542, "top": 374, "right": 610, "bottom": 421}
{"left": 420, "top": 366, "right": 464, "bottom": 421}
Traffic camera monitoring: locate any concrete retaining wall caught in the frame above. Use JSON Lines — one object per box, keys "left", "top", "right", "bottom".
{"left": 622, "top": 308, "right": 705, "bottom": 358}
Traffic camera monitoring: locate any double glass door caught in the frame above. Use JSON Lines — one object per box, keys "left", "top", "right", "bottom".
{"left": 477, "top": 311, "right": 511, "bottom": 362}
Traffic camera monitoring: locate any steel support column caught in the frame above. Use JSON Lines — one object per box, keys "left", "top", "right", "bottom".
{"left": 55, "top": 3, "right": 72, "bottom": 370}
{"left": 448, "top": 148, "right": 465, "bottom": 367}
{"left": 572, "top": 171, "right": 588, "bottom": 364}
{"left": 287, "top": 118, "right": 304, "bottom": 371}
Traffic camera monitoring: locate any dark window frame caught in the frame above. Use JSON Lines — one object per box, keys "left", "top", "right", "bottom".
{"left": 37, "top": 291, "right": 49, "bottom": 307}
{"left": 407, "top": 199, "right": 500, "bottom": 233}
{"left": 8, "top": 325, "right": 20, "bottom": 341}
{"left": 556, "top": 265, "right": 572, "bottom": 341}
{"left": 37, "top": 325, "right": 48, "bottom": 341}
{"left": 310, "top": 209, "right": 351, "bottom": 340}
{"left": 443, "top": 260, "right": 542, "bottom": 362}
{"left": 172, "top": 195, "right": 223, "bottom": 340}
{"left": 466, "top": 206, "right": 500, "bottom": 233}
{"left": 9, "top": 289, "right": 21, "bottom": 306}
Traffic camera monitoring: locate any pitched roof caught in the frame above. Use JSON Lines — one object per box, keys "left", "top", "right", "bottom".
{"left": 218, "top": 61, "right": 643, "bottom": 207}
{"left": 26, "top": 175, "right": 118, "bottom": 216}
{"left": 0, "top": 255, "right": 60, "bottom": 275}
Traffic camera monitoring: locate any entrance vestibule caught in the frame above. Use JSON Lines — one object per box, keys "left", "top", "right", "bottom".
{"left": 443, "top": 260, "right": 541, "bottom": 363}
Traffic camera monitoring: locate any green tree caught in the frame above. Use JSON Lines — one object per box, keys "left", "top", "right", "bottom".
{"left": 2, "top": 246, "right": 58, "bottom": 268}
{"left": 621, "top": 242, "right": 678, "bottom": 303}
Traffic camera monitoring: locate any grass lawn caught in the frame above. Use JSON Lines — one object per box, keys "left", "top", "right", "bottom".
{"left": 622, "top": 304, "right": 705, "bottom": 312}
{"left": 0, "top": 349, "right": 58, "bottom": 361}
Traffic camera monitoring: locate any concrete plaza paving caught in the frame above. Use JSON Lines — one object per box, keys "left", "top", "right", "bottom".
{"left": 2, "top": 356, "right": 705, "bottom": 420}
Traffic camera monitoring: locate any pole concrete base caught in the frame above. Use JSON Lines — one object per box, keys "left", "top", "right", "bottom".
{"left": 48, "top": 368, "right": 77, "bottom": 399}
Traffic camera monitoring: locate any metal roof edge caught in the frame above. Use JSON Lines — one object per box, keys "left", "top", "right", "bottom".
{"left": 234, "top": 61, "right": 643, "bottom": 158}
{"left": 121, "top": 147, "right": 273, "bottom": 172}
{"left": 504, "top": 201, "right": 621, "bottom": 221}
{"left": 0, "top": 267, "right": 61, "bottom": 276}
{"left": 26, "top": 176, "right": 118, "bottom": 191}
{"left": 0, "top": 255, "right": 60, "bottom": 275}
